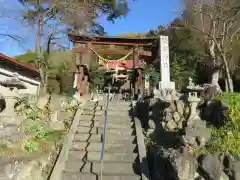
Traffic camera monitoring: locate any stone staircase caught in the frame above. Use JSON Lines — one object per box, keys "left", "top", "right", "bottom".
{"left": 60, "top": 100, "right": 142, "bottom": 180}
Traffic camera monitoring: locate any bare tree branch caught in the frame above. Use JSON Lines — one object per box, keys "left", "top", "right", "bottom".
{"left": 0, "top": 33, "right": 22, "bottom": 41}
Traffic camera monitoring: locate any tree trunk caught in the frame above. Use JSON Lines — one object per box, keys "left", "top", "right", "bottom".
{"left": 225, "top": 78, "right": 229, "bottom": 92}
{"left": 221, "top": 53, "right": 234, "bottom": 92}
{"left": 36, "top": 14, "right": 46, "bottom": 95}
{"left": 227, "top": 77, "right": 234, "bottom": 92}
{"left": 208, "top": 41, "right": 222, "bottom": 91}
{"left": 211, "top": 69, "right": 219, "bottom": 85}
{"left": 38, "top": 68, "right": 45, "bottom": 96}
{"left": 214, "top": 40, "right": 234, "bottom": 92}
{"left": 211, "top": 67, "right": 222, "bottom": 92}
{"left": 209, "top": 40, "right": 216, "bottom": 66}
{"left": 44, "top": 73, "right": 48, "bottom": 94}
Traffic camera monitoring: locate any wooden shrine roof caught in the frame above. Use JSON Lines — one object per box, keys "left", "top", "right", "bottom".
{"left": 68, "top": 34, "right": 159, "bottom": 46}
{"left": 0, "top": 53, "right": 40, "bottom": 80}
{"left": 0, "top": 53, "right": 39, "bottom": 74}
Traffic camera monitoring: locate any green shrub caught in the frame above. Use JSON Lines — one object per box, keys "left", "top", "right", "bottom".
{"left": 25, "top": 139, "right": 39, "bottom": 153}
{"left": 15, "top": 96, "right": 69, "bottom": 153}
{"left": 207, "top": 93, "right": 240, "bottom": 156}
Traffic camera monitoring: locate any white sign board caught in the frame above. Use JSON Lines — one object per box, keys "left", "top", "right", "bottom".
{"left": 160, "top": 35, "right": 170, "bottom": 83}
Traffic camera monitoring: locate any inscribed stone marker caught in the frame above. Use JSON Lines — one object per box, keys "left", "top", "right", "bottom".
{"left": 159, "top": 35, "right": 175, "bottom": 89}
{"left": 160, "top": 36, "right": 170, "bottom": 82}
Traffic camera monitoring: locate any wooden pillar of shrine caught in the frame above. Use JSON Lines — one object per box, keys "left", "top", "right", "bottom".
{"left": 74, "top": 42, "right": 81, "bottom": 65}
{"left": 81, "top": 42, "right": 91, "bottom": 66}
{"left": 82, "top": 43, "right": 91, "bottom": 95}
{"left": 137, "top": 66, "right": 144, "bottom": 99}
{"left": 133, "top": 46, "right": 139, "bottom": 100}
{"left": 74, "top": 42, "right": 92, "bottom": 97}
{"left": 74, "top": 42, "right": 82, "bottom": 97}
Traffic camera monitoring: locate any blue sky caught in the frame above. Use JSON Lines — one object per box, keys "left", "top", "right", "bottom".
{"left": 0, "top": 0, "right": 183, "bottom": 57}
{"left": 99, "top": 0, "right": 183, "bottom": 35}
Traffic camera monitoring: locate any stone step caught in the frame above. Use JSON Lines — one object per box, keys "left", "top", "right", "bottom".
{"left": 98, "top": 104, "right": 130, "bottom": 108}
{"left": 80, "top": 115, "right": 132, "bottom": 122}
{"left": 64, "top": 161, "right": 139, "bottom": 175}
{"left": 67, "top": 151, "right": 138, "bottom": 162}
{"left": 80, "top": 114, "right": 94, "bottom": 120}
{"left": 83, "top": 102, "right": 129, "bottom": 108}
{"left": 83, "top": 106, "right": 129, "bottom": 111}
{"left": 73, "top": 134, "right": 136, "bottom": 143}
{"left": 61, "top": 172, "right": 141, "bottom": 180}
{"left": 98, "top": 102, "right": 130, "bottom": 106}
{"left": 82, "top": 111, "right": 130, "bottom": 117}
{"left": 82, "top": 106, "right": 96, "bottom": 110}
{"left": 83, "top": 107, "right": 100, "bottom": 111}
{"left": 71, "top": 142, "right": 137, "bottom": 153}
{"left": 82, "top": 111, "right": 102, "bottom": 116}
{"left": 84, "top": 102, "right": 97, "bottom": 106}
{"left": 95, "top": 113, "right": 130, "bottom": 118}
{"left": 100, "top": 108, "right": 131, "bottom": 112}
{"left": 93, "top": 123, "right": 134, "bottom": 129}
{"left": 98, "top": 101, "right": 130, "bottom": 104}
{"left": 85, "top": 101, "right": 97, "bottom": 105}
{"left": 76, "top": 126, "right": 135, "bottom": 135}
{"left": 82, "top": 105, "right": 96, "bottom": 108}
{"left": 98, "top": 113, "right": 130, "bottom": 117}
{"left": 96, "top": 107, "right": 131, "bottom": 111}
{"left": 78, "top": 119, "right": 132, "bottom": 126}
{"left": 106, "top": 111, "right": 130, "bottom": 116}
{"left": 78, "top": 121, "right": 134, "bottom": 129}
{"left": 82, "top": 105, "right": 98, "bottom": 109}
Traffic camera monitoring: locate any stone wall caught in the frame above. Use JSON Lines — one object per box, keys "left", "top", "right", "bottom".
{"left": 0, "top": 93, "right": 79, "bottom": 180}
{"left": 137, "top": 89, "right": 240, "bottom": 180}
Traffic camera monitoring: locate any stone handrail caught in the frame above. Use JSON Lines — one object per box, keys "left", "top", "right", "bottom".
{"left": 133, "top": 101, "right": 150, "bottom": 180}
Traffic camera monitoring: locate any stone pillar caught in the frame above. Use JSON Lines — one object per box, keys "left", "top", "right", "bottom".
{"left": 158, "top": 36, "right": 175, "bottom": 90}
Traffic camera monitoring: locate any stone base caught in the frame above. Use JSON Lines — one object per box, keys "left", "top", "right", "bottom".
{"left": 158, "top": 81, "right": 175, "bottom": 90}
{"left": 154, "top": 81, "right": 181, "bottom": 101}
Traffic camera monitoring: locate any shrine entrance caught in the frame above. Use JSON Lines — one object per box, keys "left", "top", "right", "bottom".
{"left": 68, "top": 34, "right": 158, "bottom": 100}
